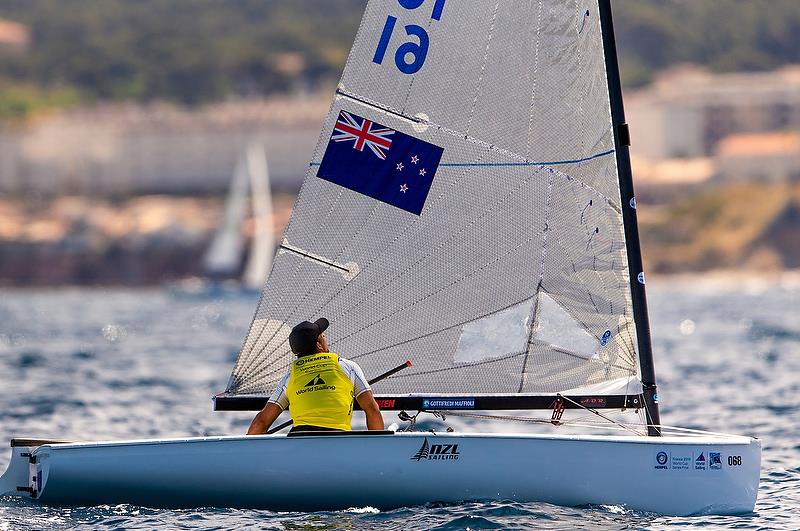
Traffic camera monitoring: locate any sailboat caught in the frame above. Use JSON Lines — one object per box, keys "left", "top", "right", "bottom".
{"left": 181, "top": 141, "right": 275, "bottom": 294}
{"left": 0, "top": 0, "right": 760, "bottom": 515}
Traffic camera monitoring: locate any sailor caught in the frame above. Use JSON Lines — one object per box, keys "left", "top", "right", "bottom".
{"left": 246, "top": 318, "right": 384, "bottom": 434}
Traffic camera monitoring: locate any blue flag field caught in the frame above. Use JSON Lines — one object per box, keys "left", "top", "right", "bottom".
{"left": 317, "top": 110, "right": 444, "bottom": 216}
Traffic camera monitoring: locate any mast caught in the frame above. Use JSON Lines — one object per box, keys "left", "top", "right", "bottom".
{"left": 597, "top": 0, "right": 661, "bottom": 436}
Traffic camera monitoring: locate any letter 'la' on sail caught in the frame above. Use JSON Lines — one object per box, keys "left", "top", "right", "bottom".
{"left": 216, "top": 0, "right": 660, "bottom": 434}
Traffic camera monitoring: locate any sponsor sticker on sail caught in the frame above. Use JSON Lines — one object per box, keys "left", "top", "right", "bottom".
{"left": 317, "top": 110, "right": 443, "bottom": 215}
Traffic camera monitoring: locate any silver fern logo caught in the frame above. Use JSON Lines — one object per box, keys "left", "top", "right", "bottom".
{"left": 411, "top": 438, "right": 430, "bottom": 461}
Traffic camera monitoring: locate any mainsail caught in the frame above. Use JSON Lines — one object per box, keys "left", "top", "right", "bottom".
{"left": 223, "top": 0, "right": 650, "bottom": 408}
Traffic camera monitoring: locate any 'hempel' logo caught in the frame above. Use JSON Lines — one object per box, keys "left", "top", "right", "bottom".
{"left": 410, "top": 438, "right": 460, "bottom": 461}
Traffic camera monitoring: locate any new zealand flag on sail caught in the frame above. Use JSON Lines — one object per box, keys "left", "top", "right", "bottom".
{"left": 317, "top": 110, "right": 444, "bottom": 216}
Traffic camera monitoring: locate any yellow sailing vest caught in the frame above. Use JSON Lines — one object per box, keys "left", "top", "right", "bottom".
{"left": 286, "top": 352, "right": 355, "bottom": 431}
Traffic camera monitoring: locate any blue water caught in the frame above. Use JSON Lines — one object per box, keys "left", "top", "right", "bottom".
{"left": 0, "top": 276, "right": 798, "bottom": 529}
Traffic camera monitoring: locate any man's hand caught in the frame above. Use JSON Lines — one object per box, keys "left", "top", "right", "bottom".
{"left": 246, "top": 402, "right": 283, "bottom": 435}
{"left": 356, "top": 390, "right": 384, "bottom": 430}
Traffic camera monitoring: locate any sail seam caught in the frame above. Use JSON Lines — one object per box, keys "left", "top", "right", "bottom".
{"left": 465, "top": 0, "right": 500, "bottom": 136}
{"left": 519, "top": 165, "right": 554, "bottom": 392}
{"left": 525, "top": 0, "right": 544, "bottom": 158}
{"left": 575, "top": 0, "right": 587, "bottom": 159}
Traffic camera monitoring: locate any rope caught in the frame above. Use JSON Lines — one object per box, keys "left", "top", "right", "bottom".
{"left": 420, "top": 409, "right": 646, "bottom": 436}
{"left": 556, "top": 393, "right": 643, "bottom": 435}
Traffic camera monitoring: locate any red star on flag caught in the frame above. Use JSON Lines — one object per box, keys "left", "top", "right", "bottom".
{"left": 410, "top": 155, "right": 419, "bottom": 164}
{"left": 419, "top": 168, "right": 426, "bottom": 176}
{"left": 400, "top": 184, "right": 409, "bottom": 193}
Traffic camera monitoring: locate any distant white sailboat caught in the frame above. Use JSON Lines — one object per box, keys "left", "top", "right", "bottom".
{"left": 202, "top": 149, "right": 249, "bottom": 281}
{"left": 1, "top": 0, "right": 760, "bottom": 515}
{"left": 241, "top": 142, "right": 275, "bottom": 291}
{"left": 189, "top": 141, "right": 274, "bottom": 293}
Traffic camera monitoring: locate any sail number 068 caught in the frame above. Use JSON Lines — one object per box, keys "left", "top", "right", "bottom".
{"left": 372, "top": 0, "right": 446, "bottom": 74}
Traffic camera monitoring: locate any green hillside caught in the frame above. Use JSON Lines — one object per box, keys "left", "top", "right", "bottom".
{"left": 0, "top": 0, "right": 365, "bottom": 107}
{"left": 640, "top": 184, "right": 800, "bottom": 273}
{"left": 1, "top": 0, "right": 799, "bottom": 112}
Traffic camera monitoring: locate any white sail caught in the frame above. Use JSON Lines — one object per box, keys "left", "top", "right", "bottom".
{"left": 242, "top": 142, "right": 275, "bottom": 290}
{"left": 228, "top": 0, "right": 639, "bottom": 398}
{"left": 203, "top": 156, "right": 248, "bottom": 277}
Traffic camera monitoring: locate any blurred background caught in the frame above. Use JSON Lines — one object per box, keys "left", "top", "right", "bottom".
{"left": 0, "top": 0, "right": 798, "bottom": 286}
{"left": 0, "top": 3, "right": 798, "bottom": 527}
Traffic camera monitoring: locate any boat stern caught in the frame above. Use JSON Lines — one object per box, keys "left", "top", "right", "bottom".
{"left": 0, "top": 439, "right": 71, "bottom": 500}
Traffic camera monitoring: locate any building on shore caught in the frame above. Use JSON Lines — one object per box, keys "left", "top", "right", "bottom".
{"left": 714, "top": 132, "right": 800, "bottom": 184}
{"left": 627, "top": 66, "right": 800, "bottom": 160}
{"left": 0, "top": 18, "right": 29, "bottom": 50}
{"left": 0, "top": 95, "right": 329, "bottom": 196}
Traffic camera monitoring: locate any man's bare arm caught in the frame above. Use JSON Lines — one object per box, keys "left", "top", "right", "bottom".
{"left": 356, "top": 390, "right": 384, "bottom": 430}
{"left": 246, "top": 402, "right": 283, "bottom": 435}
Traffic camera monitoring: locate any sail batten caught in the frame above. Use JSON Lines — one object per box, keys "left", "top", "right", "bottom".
{"left": 225, "top": 0, "right": 644, "bottom": 402}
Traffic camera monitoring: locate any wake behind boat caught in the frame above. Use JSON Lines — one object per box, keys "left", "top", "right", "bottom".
{"left": 0, "top": 0, "right": 761, "bottom": 516}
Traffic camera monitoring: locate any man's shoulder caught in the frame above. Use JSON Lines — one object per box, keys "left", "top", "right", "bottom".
{"left": 337, "top": 357, "right": 369, "bottom": 387}
{"left": 337, "top": 357, "right": 364, "bottom": 369}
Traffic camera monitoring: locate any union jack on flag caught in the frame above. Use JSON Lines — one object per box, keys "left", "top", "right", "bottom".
{"left": 318, "top": 108, "right": 443, "bottom": 215}
{"left": 331, "top": 110, "right": 394, "bottom": 160}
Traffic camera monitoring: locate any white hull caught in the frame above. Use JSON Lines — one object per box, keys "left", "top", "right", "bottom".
{"left": 1, "top": 432, "right": 760, "bottom": 515}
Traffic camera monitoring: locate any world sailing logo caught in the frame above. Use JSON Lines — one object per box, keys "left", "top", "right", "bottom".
{"left": 295, "top": 374, "right": 335, "bottom": 396}
{"left": 695, "top": 452, "right": 707, "bottom": 471}
{"left": 304, "top": 374, "right": 326, "bottom": 387}
{"left": 410, "top": 438, "right": 460, "bottom": 461}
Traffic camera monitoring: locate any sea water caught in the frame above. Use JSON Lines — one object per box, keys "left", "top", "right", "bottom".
{"left": 0, "top": 276, "right": 798, "bottom": 530}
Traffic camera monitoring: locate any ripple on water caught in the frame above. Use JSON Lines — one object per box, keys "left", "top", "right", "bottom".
{"left": 429, "top": 515, "right": 507, "bottom": 530}
{"left": 15, "top": 351, "right": 46, "bottom": 368}
{"left": 471, "top": 502, "right": 555, "bottom": 519}
{"left": 748, "top": 322, "right": 800, "bottom": 342}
